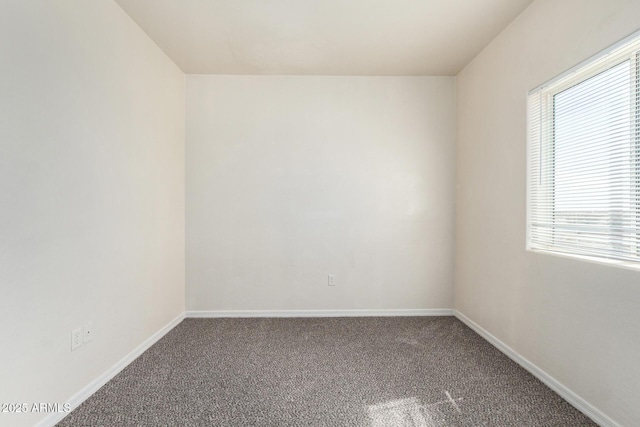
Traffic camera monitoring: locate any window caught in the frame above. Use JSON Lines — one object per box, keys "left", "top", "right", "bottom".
{"left": 528, "top": 33, "right": 640, "bottom": 264}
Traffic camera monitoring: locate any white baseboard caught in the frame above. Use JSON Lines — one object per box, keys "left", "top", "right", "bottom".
{"left": 453, "top": 310, "right": 619, "bottom": 427}
{"left": 37, "top": 313, "right": 185, "bottom": 427}
{"left": 186, "top": 308, "right": 454, "bottom": 318}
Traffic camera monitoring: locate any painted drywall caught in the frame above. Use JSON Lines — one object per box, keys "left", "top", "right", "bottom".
{"left": 0, "top": 2, "right": 185, "bottom": 426}
{"left": 455, "top": 0, "right": 640, "bottom": 425}
{"left": 114, "top": 0, "right": 533, "bottom": 75}
{"left": 187, "top": 76, "right": 455, "bottom": 311}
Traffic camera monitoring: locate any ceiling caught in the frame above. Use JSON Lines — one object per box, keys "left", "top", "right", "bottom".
{"left": 114, "top": 0, "right": 533, "bottom": 76}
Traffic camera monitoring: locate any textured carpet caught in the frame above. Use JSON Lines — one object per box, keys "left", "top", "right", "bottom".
{"left": 57, "top": 317, "right": 596, "bottom": 426}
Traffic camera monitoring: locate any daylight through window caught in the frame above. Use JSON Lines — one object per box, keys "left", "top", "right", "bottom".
{"left": 528, "top": 33, "right": 640, "bottom": 263}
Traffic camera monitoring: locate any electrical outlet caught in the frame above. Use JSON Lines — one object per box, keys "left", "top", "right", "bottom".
{"left": 83, "top": 322, "right": 93, "bottom": 343}
{"left": 328, "top": 274, "right": 336, "bottom": 286}
{"left": 71, "top": 328, "right": 83, "bottom": 351}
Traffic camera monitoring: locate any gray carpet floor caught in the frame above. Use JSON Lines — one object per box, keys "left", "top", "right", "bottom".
{"left": 57, "top": 317, "right": 596, "bottom": 426}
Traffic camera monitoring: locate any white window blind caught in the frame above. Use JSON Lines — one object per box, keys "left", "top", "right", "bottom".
{"left": 528, "top": 33, "right": 640, "bottom": 263}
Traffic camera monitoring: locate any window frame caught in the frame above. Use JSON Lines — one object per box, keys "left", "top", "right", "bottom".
{"left": 526, "top": 30, "right": 640, "bottom": 269}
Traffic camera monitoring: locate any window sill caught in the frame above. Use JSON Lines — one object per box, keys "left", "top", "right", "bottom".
{"left": 526, "top": 247, "right": 640, "bottom": 272}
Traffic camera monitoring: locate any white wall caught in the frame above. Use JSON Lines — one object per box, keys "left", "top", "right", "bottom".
{"left": 0, "top": 2, "right": 185, "bottom": 426}
{"left": 455, "top": 0, "right": 640, "bottom": 425}
{"left": 187, "top": 76, "right": 455, "bottom": 311}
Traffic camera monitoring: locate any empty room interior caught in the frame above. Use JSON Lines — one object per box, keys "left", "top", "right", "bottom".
{"left": 2, "top": 0, "right": 640, "bottom": 426}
